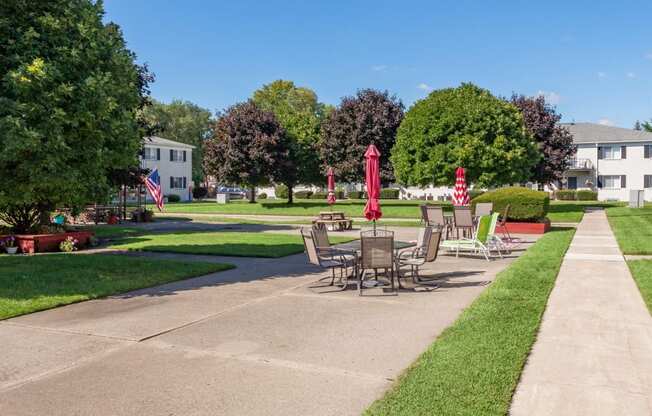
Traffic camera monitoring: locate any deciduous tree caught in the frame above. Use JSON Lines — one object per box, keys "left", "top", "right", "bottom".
{"left": 318, "top": 89, "right": 404, "bottom": 184}
{"left": 0, "top": 0, "right": 152, "bottom": 232}
{"left": 391, "top": 83, "right": 539, "bottom": 187}
{"left": 252, "top": 80, "right": 328, "bottom": 202}
{"left": 511, "top": 94, "right": 575, "bottom": 185}
{"left": 203, "top": 102, "right": 290, "bottom": 203}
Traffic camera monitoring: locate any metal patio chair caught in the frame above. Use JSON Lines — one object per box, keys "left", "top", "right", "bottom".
{"left": 301, "top": 228, "right": 355, "bottom": 290}
{"left": 474, "top": 202, "right": 493, "bottom": 217}
{"left": 396, "top": 227, "right": 442, "bottom": 287}
{"left": 425, "top": 205, "right": 451, "bottom": 239}
{"left": 453, "top": 206, "right": 474, "bottom": 239}
{"left": 358, "top": 229, "right": 395, "bottom": 295}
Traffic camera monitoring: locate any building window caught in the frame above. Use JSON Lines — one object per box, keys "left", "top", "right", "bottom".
{"left": 170, "top": 176, "right": 186, "bottom": 189}
{"left": 143, "top": 147, "right": 159, "bottom": 160}
{"left": 598, "top": 175, "right": 626, "bottom": 189}
{"left": 169, "top": 149, "right": 187, "bottom": 162}
{"left": 645, "top": 145, "right": 652, "bottom": 159}
{"left": 645, "top": 175, "right": 652, "bottom": 188}
{"left": 599, "top": 145, "right": 622, "bottom": 160}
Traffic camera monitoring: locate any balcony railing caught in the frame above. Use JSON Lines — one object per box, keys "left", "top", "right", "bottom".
{"left": 566, "top": 158, "right": 593, "bottom": 170}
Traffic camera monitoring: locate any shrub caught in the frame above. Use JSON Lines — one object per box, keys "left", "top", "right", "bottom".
{"left": 274, "top": 184, "right": 289, "bottom": 199}
{"left": 472, "top": 187, "right": 549, "bottom": 221}
{"left": 258, "top": 193, "right": 267, "bottom": 199}
{"left": 59, "top": 236, "right": 78, "bottom": 252}
{"left": 380, "top": 188, "right": 400, "bottom": 199}
{"left": 469, "top": 189, "right": 485, "bottom": 199}
{"left": 311, "top": 192, "right": 328, "bottom": 199}
{"left": 294, "top": 190, "right": 313, "bottom": 199}
{"left": 348, "top": 190, "right": 366, "bottom": 199}
{"left": 192, "top": 186, "right": 208, "bottom": 199}
{"left": 576, "top": 190, "right": 598, "bottom": 201}
{"left": 166, "top": 194, "right": 181, "bottom": 203}
{"left": 555, "top": 190, "right": 576, "bottom": 201}
{"left": 335, "top": 190, "right": 345, "bottom": 199}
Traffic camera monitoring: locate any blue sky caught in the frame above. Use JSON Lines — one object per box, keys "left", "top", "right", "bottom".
{"left": 104, "top": 0, "right": 652, "bottom": 128}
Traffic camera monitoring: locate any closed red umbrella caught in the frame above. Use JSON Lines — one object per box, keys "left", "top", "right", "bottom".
{"left": 363, "top": 144, "right": 382, "bottom": 225}
{"left": 453, "top": 167, "right": 470, "bottom": 206}
{"left": 327, "top": 167, "right": 336, "bottom": 205}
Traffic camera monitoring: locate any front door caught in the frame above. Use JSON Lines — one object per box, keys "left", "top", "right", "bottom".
{"left": 567, "top": 177, "right": 577, "bottom": 190}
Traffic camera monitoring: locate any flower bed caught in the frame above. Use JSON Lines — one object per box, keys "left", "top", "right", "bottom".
{"left": 496, "top": 220, "right": 550, "bottom": 234}
{"left": 16, "top": 231, "right": 94, "bottom": 254}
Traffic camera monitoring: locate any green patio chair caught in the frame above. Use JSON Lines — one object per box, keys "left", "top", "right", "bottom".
{"left": 440, "top": 213, "right": 503, "bottom": 261}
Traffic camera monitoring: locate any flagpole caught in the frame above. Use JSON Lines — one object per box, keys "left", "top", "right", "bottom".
{"left": 143, "top": 159, "right": 147, "bottom": 220}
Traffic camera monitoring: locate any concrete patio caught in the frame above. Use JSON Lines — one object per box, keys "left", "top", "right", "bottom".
{"left": 0, "top": 225, "right": 536, "bottom": 416}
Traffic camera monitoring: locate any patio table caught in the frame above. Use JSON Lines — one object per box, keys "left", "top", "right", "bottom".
{"left": 334, "top": 240, "right": 416, "bottom": 289}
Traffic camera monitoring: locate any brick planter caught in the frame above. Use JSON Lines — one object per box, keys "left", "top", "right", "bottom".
{"left": 495, "top": 219, "right": 550, "bottom": 235}
{"left": 16, "top": 231, "right": 94, "bottom": 254}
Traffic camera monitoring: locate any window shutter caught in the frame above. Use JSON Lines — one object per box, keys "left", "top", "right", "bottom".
{"left": 156, "top": 148, "right": 160, "bottom": 160}
{"left": 169, "top": 149, "right": 173, "bottom": 161}
{"left": 170, "top": 176, "right": 174, "bottom": 188}
{"left": 597, "top": 175, "right": 603, "bottom": 188}
{"left": 183, "top": 177, "right": 187, "bottom": 189}
{"left": 597, "top": 147, "right": 604, "bottom": 160}
{"left": 621, "top": 175, "right": 626, "bottom": 188}
{"left": 183, "top": 150, "right": 187, "bottom": 162}
{"left": 621, "top": 146, "right": 627, "bottom": 159}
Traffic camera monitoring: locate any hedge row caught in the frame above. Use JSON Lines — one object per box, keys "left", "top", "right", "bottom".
{"left": 554, "top": 189, "right": 597, "bottom": 201}
{"left": 272, "top": 186, "right": 400, "bottom": 200}
{"left": 472, "top": 187, "right": 549, "bottom": 221}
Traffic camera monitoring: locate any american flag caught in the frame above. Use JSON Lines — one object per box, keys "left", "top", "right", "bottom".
{"left": 144, "top": 168, "right": 164, "bottom": 211}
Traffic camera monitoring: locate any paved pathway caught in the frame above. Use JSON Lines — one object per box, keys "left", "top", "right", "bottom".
{"left": 0, "top": 233, "right": 536, "bottom": 415}
{"left": 511, "top": 209, "right": 652, "bottom": 415}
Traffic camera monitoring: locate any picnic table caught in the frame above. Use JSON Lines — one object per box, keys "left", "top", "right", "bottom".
{"left": 312, "top": 211, "right": 353, "bottom": 231}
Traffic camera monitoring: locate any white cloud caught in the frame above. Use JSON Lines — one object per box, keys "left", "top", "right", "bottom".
{"left": 536, "top": 90, "right": 561, "bottom": 105}
{"left": 371, "top": 65, "right": 387, "bottom": 72}
{"left": 598, "top": 118, "right": 614, "bottom": 126}
{"left": 627, "top": 72, "right": 637, "bottom": 79}
{"left": 597, "top": 71, "right": 607, "bottom": 79}
{"left": 417, "top": 83, "right": 432, "bottom": 92}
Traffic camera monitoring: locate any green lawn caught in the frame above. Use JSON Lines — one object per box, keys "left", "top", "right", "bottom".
{"left": 84, "top": 224, "right": 143, "bottom": 239}
{"left": 365, "top": 227, "right": 575, "bottom": 416}
{"left": 547, "top": 201, "right": 623, "bottom": 223}
{"left": 0, "top": 254, "right": 232, "bottom": 320}
{"left": 110, "top": 231, "right": 354, "bottom": 257}
{"left": 157, "top": 215, "right": 423, "bottom": 228}
{"left": 164, "top": 199, "right": 437, "bottom": 218}
{"left": 162, "top": 199, "right": 619, "bottom": 224}
{"left": 606, "top": 206, "right": 652, "bottom": 254}
{"left": 627, "top": 260, "right": 652, "bottom": 315}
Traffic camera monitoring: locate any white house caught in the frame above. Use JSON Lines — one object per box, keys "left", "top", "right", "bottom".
{"left": 562, "top": 123, "right": 652, "bottom": 201}
{"left": 141, "top": 136, "right": 194, "bottom": 202}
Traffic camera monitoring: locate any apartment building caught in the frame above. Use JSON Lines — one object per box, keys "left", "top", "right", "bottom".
{"left": 562, "top": 123, "right": 652, "bottom": 201}
{"left": 141, "top": 136, "right": 194, "bottom": 201}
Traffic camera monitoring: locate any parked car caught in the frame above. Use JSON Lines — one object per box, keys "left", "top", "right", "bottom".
{"left": 217, "top": 186, "right": 246, "bottom": 199}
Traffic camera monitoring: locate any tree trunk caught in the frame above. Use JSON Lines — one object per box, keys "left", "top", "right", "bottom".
{"left": 249, "top": 186, "right": 256, "bottom": 203}
{"left": 287, "top": 184, "right": 293, "bottom": 204}
{"left": 37, "top": 203, "right": 52, "bottom": 228}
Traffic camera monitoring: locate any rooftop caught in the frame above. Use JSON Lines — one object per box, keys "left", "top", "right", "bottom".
{"left": 144, "top": 136, "right": 195, "bottom": 149}
{"left": 562, "top": 122, "right": 652, "bottom": 144}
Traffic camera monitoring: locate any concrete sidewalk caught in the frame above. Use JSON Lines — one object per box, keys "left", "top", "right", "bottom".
{"left": 511, "top": 209, "right": 652, "bottom": 415}
{"left": 0, "top": 236, "right": 535, "bottom": 415}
